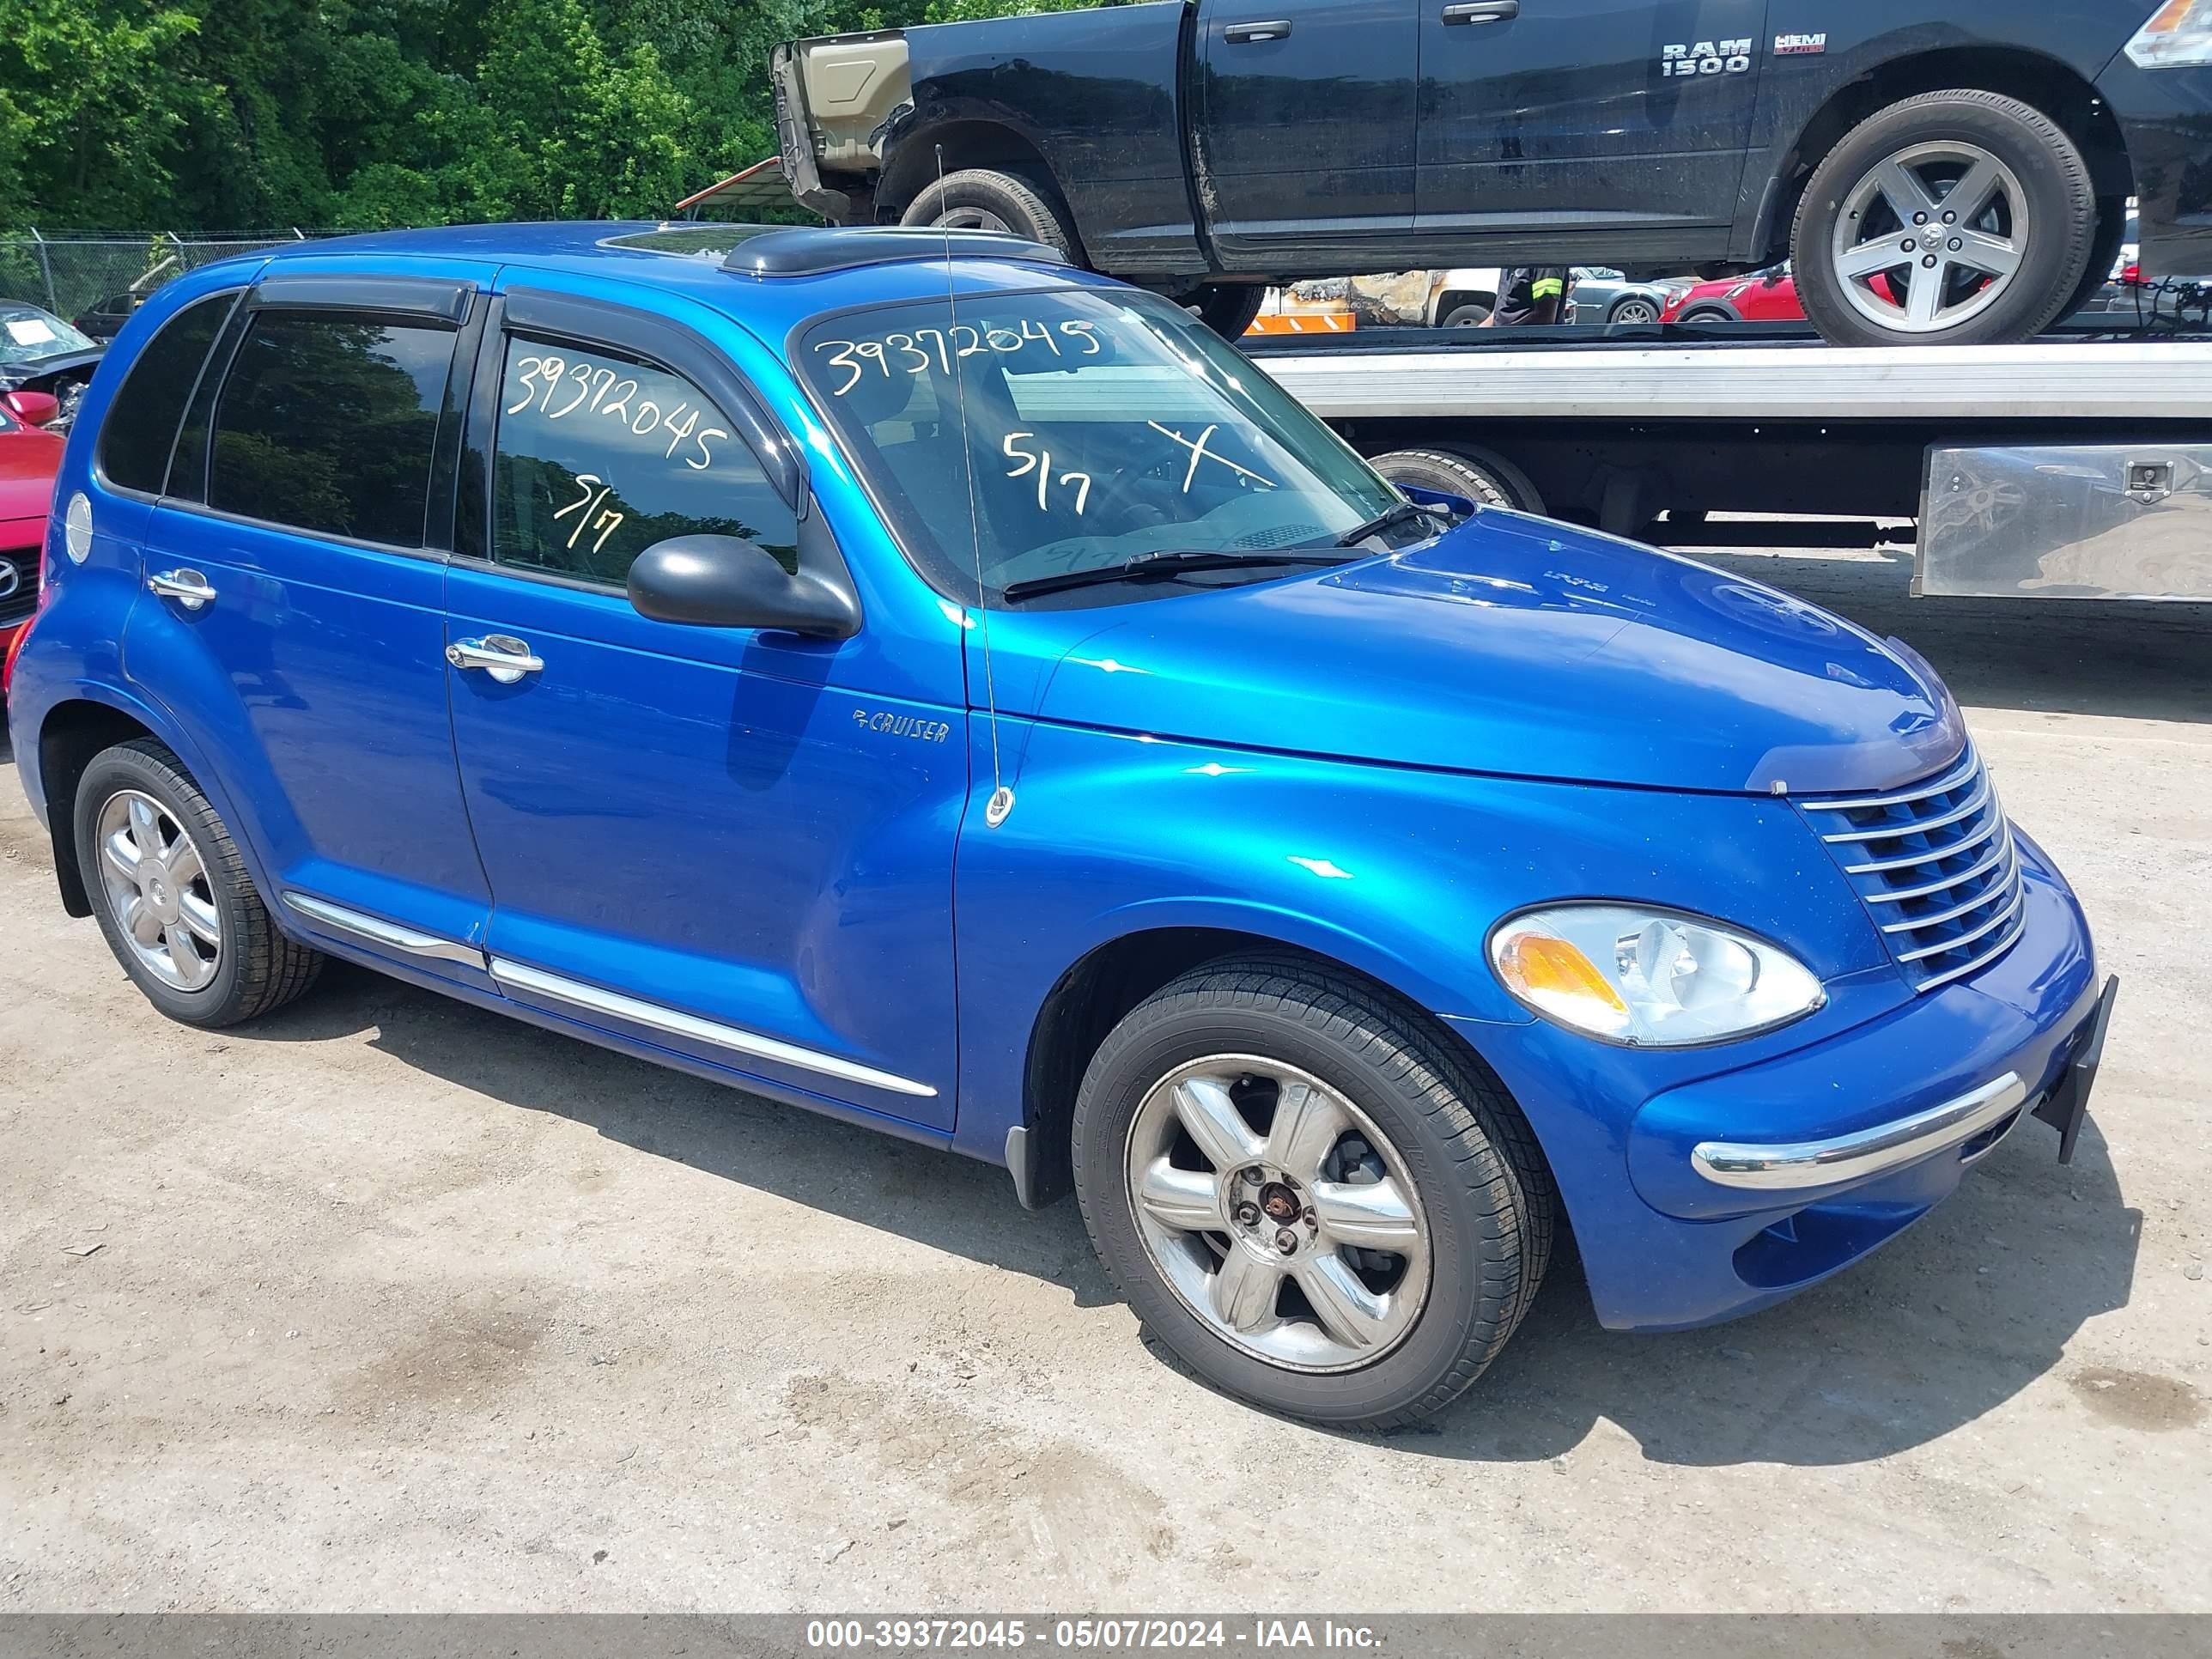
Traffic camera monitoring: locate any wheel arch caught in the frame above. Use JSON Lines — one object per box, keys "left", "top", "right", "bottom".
{"left": 1011, "top": 923, "right": 1555, "bottom": 1214}
{"left": 1756, "top": 46, "right": 2131, "bottom": 268}
{"left": 34, "top": 687, "right": 270, "bottom": 922}
{"left": 879, "top": 118, "right": 1060, "bottom": 221}
{"left": 1431, "top": 287, "right": 1497, "bottom": 324}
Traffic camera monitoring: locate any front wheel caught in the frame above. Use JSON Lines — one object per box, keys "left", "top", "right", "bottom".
{"left": 1791, "top": 90, "right": 2096, "bottom": 347}
{"left": 1607, "top": 295, "right": 1662, "bottom": 325}
{"left": 1072, "top": 957, "right": 1554, "bottom": 1427}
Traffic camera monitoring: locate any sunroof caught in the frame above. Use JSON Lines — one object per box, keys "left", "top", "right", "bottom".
{"left": 600, "top": 224, "right": 784, "bottom": 258}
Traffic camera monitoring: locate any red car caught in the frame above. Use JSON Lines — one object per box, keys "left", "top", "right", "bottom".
{"left": 1661, "top": 267, "right": 1806, "bottom": 325}
{"left": 0, "top": 388, "right": 64, "bottom": 689}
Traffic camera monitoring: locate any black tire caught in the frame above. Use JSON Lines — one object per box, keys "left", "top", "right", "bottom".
{"left": 1176, "top": 283, "right": 1267, "bottom": 340}
{"left": 900, "top": 167, "right": 1080, "bottom": 261}
{"left": 75, "top": 738, "right": 322, "bottom": 1028}
{"left": 2061, "top": 195, "right": 2130, "bottom": 319}
{"left": 1072, "top": 957, "right": 1556, "bottom": 1428}
{"left": 1791, "top": 90, "right": 2096, "bottom": 348}
{"left": 1606, "top": 295, "right": 1662, "bottom": 325}
{"left": 1369, "top": 444, "right": 1545, "bottom": 515}
{"left": 1678, "top": 306, "right": 1737, "bottom": 324}
{"left": 1442, "top": 302, "right": 1492, "bottom": 327}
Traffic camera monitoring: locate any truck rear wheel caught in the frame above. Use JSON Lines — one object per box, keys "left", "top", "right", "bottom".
{"left": 1175, "top": 283, "right": 1267, "bottom": 339}
{"left": 1791, "top": 90, "right": 2096, "bottom": 348}
{"left": 1370, "top": 445, "right": 1545, "bottom": 515}
{"left": 901, "top": 167, "right": 1079, "bottom": 260}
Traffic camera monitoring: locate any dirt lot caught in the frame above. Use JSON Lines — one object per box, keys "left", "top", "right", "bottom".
{"left": 1, "top": 546, "right": 2206, "bottom": 1613}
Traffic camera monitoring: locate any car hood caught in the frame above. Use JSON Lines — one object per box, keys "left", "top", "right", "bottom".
{"left": 991, "top": 511, "right": 1963, "bottom": 795}
{"left": 0, "top": 430, "right": 62, "bottom": 523}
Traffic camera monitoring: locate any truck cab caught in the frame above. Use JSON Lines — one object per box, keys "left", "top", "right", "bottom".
{"left": 774, "top": 0, "right": 2212, "bottom": 347}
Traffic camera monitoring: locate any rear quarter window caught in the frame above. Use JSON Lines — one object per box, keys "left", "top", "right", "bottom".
{"left": 94, "top": 292, "right": 237, "bottom": 495}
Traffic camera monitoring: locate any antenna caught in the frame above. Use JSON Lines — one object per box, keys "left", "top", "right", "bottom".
{"left": 938, "top": 143, "right": 1015, "bottom": 829}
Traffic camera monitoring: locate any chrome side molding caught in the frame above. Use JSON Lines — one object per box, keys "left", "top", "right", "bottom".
{"left": 283, "top": 892, "right": 487, "bottom": 969}
{"left": 1692, "top": 1072, "right": 2028, "bottom": 1191}
{"left": 488, "top": 957, "right": 939, "bottom": 1099}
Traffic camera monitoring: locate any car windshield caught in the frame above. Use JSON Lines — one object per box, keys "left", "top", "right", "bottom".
{"left": 0, "top": 303, "right": 93, "bottom": 363}
{"left": 795, "top": 286, "right": 1415, "bottom": 605}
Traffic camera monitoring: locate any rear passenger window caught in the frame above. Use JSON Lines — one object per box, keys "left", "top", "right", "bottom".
{"left": 209, "top": 311, "right": 453, "bottom": 546}
{"left": 491, "top": 336, "right": 798, "bottom": 586}
{"left": 95, "top": 293, "right": 234, "bottom": 495}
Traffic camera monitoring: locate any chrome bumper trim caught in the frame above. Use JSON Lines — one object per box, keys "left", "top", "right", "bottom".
{"left": 1691, "top": 1072, "right": 2028, "bottom": 1191}
{"left": 488, "top": 958, "right": 939, "bottom": 1099}
{"left": 283, "top": 892, "right": 487, "bottom": 969}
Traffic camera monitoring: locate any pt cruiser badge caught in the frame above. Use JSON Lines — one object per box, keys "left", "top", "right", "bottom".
{"left": 854, "top": 708, "right": 951, "bottom": 742}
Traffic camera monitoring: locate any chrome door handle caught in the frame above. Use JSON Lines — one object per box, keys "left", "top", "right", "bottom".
{"left": 446, "top": 634, "right": 543, "bottom": 685}
{"left": 147, "top": 568, "right": 216, "bottom": 611}
{"left": 1443, "top": 0, "right": 1518, "bottom": 21}
{"left": 1224, "top": 19, "right": 1291, "bottom": 42}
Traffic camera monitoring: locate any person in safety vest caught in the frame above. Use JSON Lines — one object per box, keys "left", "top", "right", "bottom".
{"left": 1484, "top": 266, "right": 1568, "bottom": 326}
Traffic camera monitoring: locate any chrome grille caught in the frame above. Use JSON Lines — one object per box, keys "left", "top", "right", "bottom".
{"left": 1796, "top": 745, "right": 2027, "bottom": 993}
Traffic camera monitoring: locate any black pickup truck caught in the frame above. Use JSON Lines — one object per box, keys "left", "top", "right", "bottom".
{"left": 773, "top": 0, "right": 2212, "bottom": 345}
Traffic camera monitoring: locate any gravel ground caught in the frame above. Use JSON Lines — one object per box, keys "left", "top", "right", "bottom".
{"left": 0, "top": 545, "right": 2205, "bottom": 1613}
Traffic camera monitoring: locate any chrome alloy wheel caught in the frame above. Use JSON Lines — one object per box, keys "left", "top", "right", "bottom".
{"left": 95, "top": 789, "right": 222, "bottom": 991}
{"left": 1831, "top": 140, "right": 2029, "bottom": 335}
{"left": 927, "top": 205, "right": 1012, "bottom": 233}
{"left": 1123, "top": 1055, "right": 1431, "bottom": 1373}
{"left": 1609, "top": 296, "right": 1661, "bottom": 325}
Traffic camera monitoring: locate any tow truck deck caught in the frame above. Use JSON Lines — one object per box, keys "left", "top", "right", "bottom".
{"left": 1244, "top": 320, "right": 2212, "bottom": 601}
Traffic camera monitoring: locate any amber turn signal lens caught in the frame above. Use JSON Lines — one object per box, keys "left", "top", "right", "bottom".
{"left": 1495, "top": 932, "right": 1628, "bottom": 1014}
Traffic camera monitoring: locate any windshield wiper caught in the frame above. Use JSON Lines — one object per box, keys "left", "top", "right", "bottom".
{"left": 1334, "top": 500, "right": 1447, "bottom": 548}
{"left": 1000, "top": 548, "right": 1356, "bottom": 602}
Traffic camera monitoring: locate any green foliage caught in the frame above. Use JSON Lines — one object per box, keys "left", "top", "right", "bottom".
{"left": 0, "top": 0, "right": 1133, "bottom": 232}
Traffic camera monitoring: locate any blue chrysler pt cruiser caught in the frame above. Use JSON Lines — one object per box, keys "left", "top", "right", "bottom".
{"left": 6, "top": 223, "right": 2116, "bottom": 1425}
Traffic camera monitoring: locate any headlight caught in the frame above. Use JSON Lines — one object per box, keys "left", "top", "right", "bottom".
{"left": 2127, "top": 0, "right": 2212, "bottom": 67}
{"left": 1488, "top": 904, "right": 1826, "bottom": 1047}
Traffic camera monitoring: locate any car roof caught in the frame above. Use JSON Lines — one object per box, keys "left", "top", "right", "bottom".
{"left": 240, "top": 221, "right": 1109, "bottom": 347}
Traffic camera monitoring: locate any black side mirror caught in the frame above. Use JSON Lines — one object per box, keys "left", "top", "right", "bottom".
{"left": 627, "top": 534, "right": 860, "bottom": 637}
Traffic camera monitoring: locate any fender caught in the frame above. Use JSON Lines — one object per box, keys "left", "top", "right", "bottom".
{"left": 29, "top": 676, "right": 281, "bottom": 922}
{"left": 945, "top": 714, "right": 1908, "bottom": 1175}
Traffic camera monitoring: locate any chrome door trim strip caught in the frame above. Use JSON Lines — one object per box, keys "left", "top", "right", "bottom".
{"left": 1691, "top": 1072, "right": 2027, "bottom": 1191}
{"left": 283, "top": 892, "right": 488, "bottom": 969}
{"left": 487, "top": 957, "right": 939, "bottom": 1099}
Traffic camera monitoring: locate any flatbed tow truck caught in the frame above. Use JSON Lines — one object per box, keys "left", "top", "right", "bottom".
{"left": 1245, "top": 315, "right": 2212, "bottom": 602}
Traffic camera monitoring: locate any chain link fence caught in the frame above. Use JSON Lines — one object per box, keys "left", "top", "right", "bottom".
{"left": 0, "top": 230, "right": 333, "bottom": 328}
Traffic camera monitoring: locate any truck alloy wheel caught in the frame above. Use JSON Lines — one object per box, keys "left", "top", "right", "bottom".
{"left": 1830, "top": 141, "right": 2031, "bottom": 335}
{"left": 1792, "top": 90, "right": 2096, "bottom": 348}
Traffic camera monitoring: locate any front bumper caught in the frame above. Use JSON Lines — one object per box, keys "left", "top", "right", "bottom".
{"left": 1453, "top": 831, "right": 2103, "bottom": 1332}
{"left": 2099, "top": 58, "right": 2212, "bottom": 279}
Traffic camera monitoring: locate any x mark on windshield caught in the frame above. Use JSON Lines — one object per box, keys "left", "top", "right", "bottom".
{"left": 1146, "top": 421, "right": 1279, "bottom": 493}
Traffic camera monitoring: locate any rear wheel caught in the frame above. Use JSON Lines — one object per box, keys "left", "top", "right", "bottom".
{"left": 1174, "top": 283, "right": 1267, "bottom": 340}
{"left": 1370, "top": 444, "right": 1545, "bottom": 515}
{"left": 75, "top": 739, "right": 322, "bottom": 1028}
{"left": 1678, "top": 306, "right": 1735, "bottom": 324}
{"left": 1072, "top": 957, "right": 1554, "bottom": 1428}
{"left": 1792, "top": 90, "right": 2095, "bottom": 347}
{"left": 1442, "top": 301, "right": 1492, "bottom": 327}
{"left": 900, "top": 167, "right": 1079, "bottom": 260}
